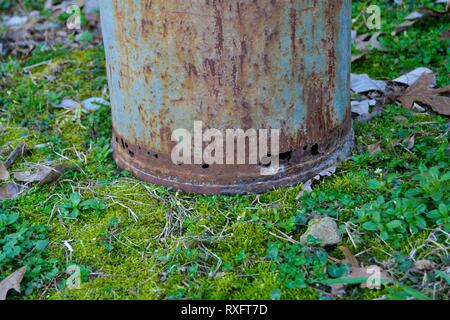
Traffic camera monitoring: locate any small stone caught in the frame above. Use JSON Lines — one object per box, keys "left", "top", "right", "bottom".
{"left": 300, "top": 217, "right": 342, "bottom": 247}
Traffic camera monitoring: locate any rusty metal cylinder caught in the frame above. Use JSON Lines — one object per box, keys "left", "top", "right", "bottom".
{"left": 100, "top": 0, "right": 353, "bottom": 194}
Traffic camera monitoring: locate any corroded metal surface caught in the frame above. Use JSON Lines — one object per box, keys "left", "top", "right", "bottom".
{"left": 100, "top": 0, "right": 353, "bottom": 194}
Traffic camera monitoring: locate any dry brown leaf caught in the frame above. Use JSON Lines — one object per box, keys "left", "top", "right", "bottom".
{"left": 4, "top": 143, "right": 30, "bottom": 169}
{"left": 340, "top": 246, "right": 359, "bottom": 269}
{"left": 328, "top": 247, "right": 394, "bottom": 295}
{"left": 0, "top": 162, "right": 9, "bottom": 181}
{"left": 368, "top": 142, "right": 382, "bottom": 155}
{"left": 394, "top": 19, "right": 418, "bottom": 33}
{"left": 341, "top": 247, "right": 393, "bottom": 288}
{"left": 395, "top": 6, "right": 449, "bottom": 34}
{"left": 352, "top": 53, "right": 367, "bottom": 63}
{"left": 0, "top": 267, "right": 26, "bottom": 300}
{"left": 403, "top": 134, "right": 416, "bottom": 151}
{"left": 355, "top": 32, "right": 385, "bottom": 52}
{"left": 0, "top": 183, "right": 22, "bottom": 200}
{"left": 13, "top": 163, "right": 69, "bottom": 186}
{"left": 398, "top": 73, "right": 450, "bottom": 116}
{"left": 297, "top": 167, "right": 337, "bottom": 198}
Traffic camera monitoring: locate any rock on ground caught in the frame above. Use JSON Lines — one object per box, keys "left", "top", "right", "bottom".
{"left": 300, "top": 217, "right": 342, "bottom": 247}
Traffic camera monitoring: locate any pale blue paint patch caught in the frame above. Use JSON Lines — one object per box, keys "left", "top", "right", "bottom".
{"left": 100, "top": 0, "right": 130, "bottom": 140}
{"left": 151, "top": 78, "right": 163, "bottom": 112}
{"left": 334, "top": 0, "right": 352, "bottom": 122}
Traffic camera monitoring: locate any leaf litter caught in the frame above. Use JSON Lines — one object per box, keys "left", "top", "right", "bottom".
{"left": 0, "top": 267, "right": 27, "bottom": 300}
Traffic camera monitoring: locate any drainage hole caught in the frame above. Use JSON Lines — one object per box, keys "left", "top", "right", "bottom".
{"left": 202, "top": 164, "right": 210, "bottom": 169}
{"left": 311, "top": 144, "right": 319, "bottom": 156}
{"left": 279, "top": 150, "right": 292, "bottom": 161}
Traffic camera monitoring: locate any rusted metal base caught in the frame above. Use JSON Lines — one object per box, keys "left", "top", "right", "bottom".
{"left": 112, "top": 128, "right": 354, "bottom": 195}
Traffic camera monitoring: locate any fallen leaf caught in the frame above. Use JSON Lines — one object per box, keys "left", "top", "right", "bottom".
{"left": 394, "top": 19, "right": 418, "bottom": 33}
{"left": 0, "top": 267, "right": 27, "bottom": 300}
{"left": 4, "top": 143, "right": 30, "bottom": 169}
{"left": 340, "top": 246, "right": 359, "bottom": 269}
{"left": 405, "top": 11, "right": 425, "bottom": 20}
{"left": 394, "top": 6, "right": 449, "bottom": 34}
{"left": 351, "top": 99, "right": 376, "bottom": 116}
{"left": 351, "top": 53, "right": 366, "bottom": 63}
{"left": 297, "top": 180, "right": 313, "bottom": 198}
{"left": 13, "top": 163, "right": 69, "bottom": 186}
{"left": 313, "top": 166, "right": 337, "bottom": 180}
{"left": 368, "top": 142, "right": 382, "bottom": 155}
{"left": 351, "top": 74, "right": 387, "bottom": 93}
{"left": 355, "top": 99, "right": 385, "bottom": 123}
{"left": 297, "top": 167, "right": 337, "bottom": 198}
{"left": 355, "top": 32, "right": 385, "bottom": 52}
{"left": 0, "top": 183, "right": 22, "bottom": 200}
{"left": 398, "top": 73, "right": 450, "bottom": 116}
{"left": 403, "top": 134, "right": 416, "bottom": 151}
{"left": 0, "top": 162, "right": 9, "bottom": 181}
{"left": 323, "top": 247, "right": 394, "bottom": 295}
{"left": 394, "top": 67, "right": 435, "bottom": 86}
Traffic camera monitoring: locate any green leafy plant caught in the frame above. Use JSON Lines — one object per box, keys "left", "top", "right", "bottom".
{"left": 357, "top": 165, "right": 449, "bottom": 247}
{"left": 58, "top": 193, "right": 107, "bottom": 222}
{"left": 267, "top": 242, "right": 328, "bottom": 293}
{"left": 0, "top": 209, "right": 59, "bottom": 296}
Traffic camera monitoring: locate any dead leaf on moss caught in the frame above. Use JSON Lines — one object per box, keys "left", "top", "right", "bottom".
{"left": 351, "top": 99, "right": 376, "bottom": 116}
{"left": 13, "top": 163, "right": 69, "bottom": 186}
{"left": 351, "top": 74, "right": 388, "bottom": 93}
{"left": 327, "top": 247, "right": 395, "bottom": 295}
{"left": 368, "top": 142, "right": 382, "bottom": 155}
{"left": 394, "top": 6, "right": 449, "bottom": 34}
{"left": 355, "top": 32, "right": 385, "bottom": 52}
{"left": 297, "top": 180, "right": 314, "bottom": 198}
{"left": 338, "top": 247, "right": 392, "bottom": 289}
{"left": 0, "top": 183, "right": 22, "bottom": 200}
{"left": 4, "top": 143, "right": 30, "bottom": 169}
{"left": 404, "top": 134, "right": 416, "bottom": 151}
{"left": 394, "top": 67, "right": 435, "bottom": 86}
{"left": 297, "top": 167, "right": 337, "bottom": 198}
{"left": 0, "top": 162, "right": 9, "bottom": 181}
{"left": 0, "top": 267, "right": 27, "bottom": 300}
{"left": 398, "top": 73, "right": 450, "bottom": 116}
